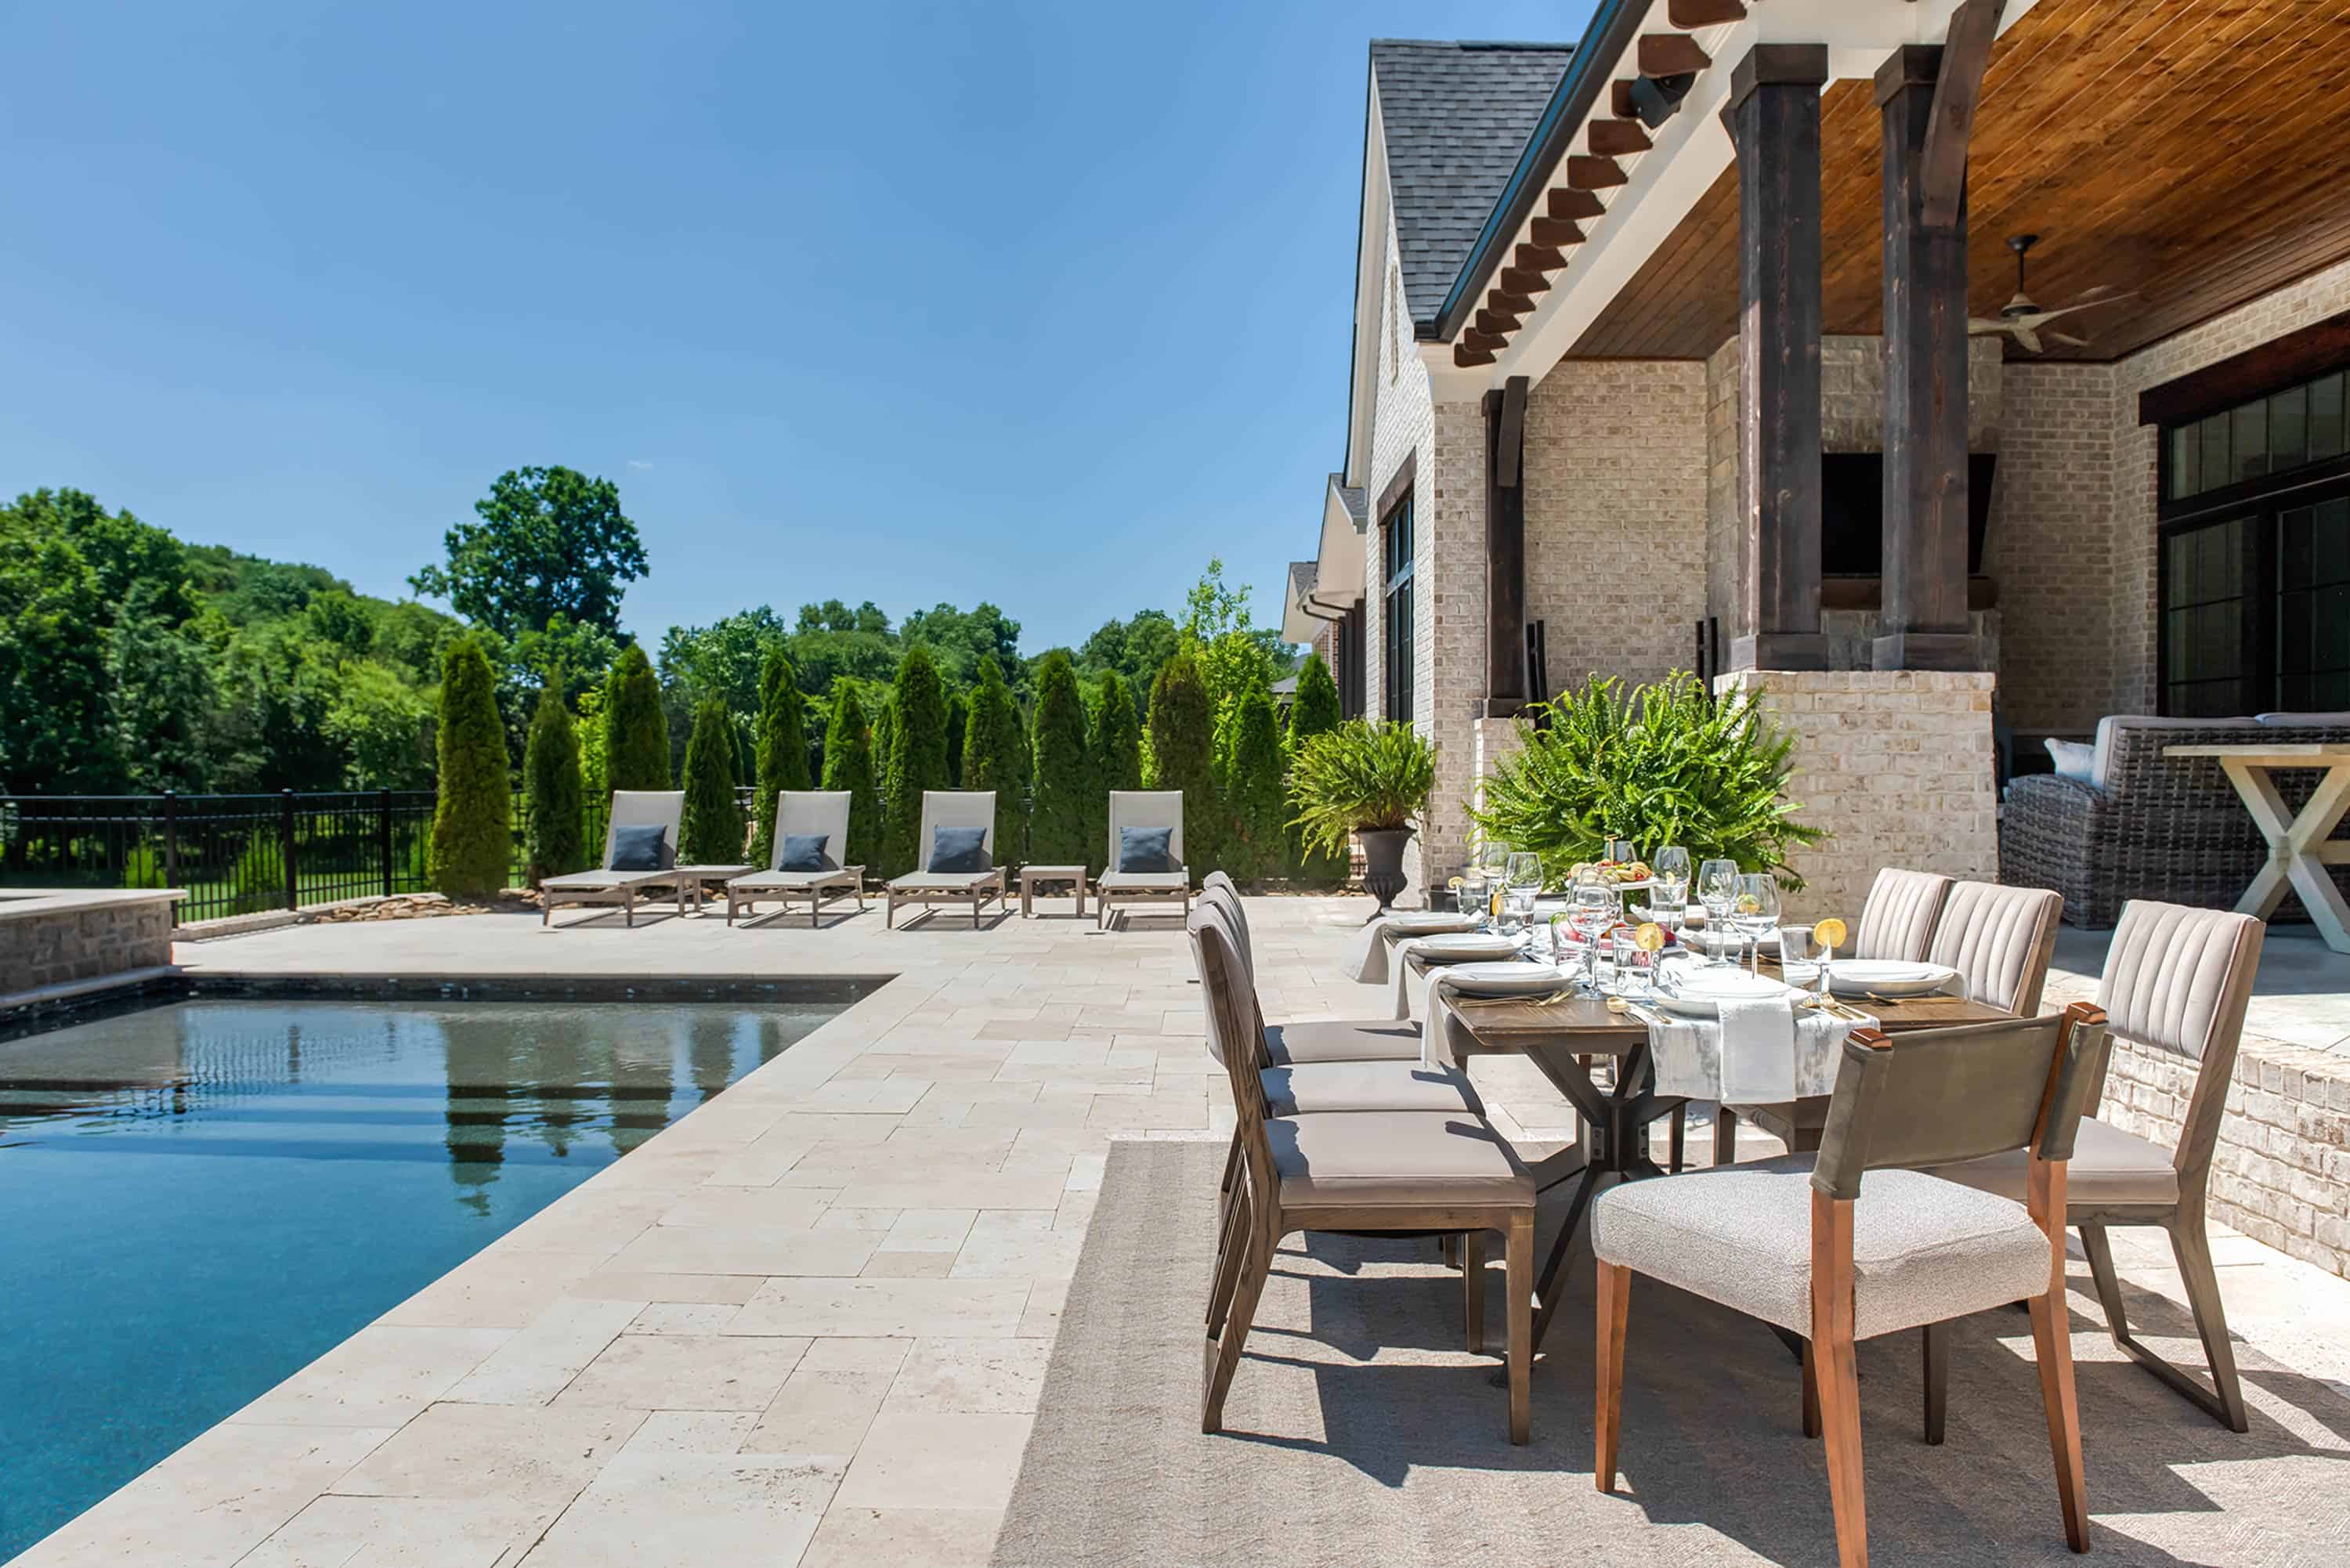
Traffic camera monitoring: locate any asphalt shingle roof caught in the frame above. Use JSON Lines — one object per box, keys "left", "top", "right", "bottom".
{"left": 1371, "top": 39, "right": 1574, "bottom": 331}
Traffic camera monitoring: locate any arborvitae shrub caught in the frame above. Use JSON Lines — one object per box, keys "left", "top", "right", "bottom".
{"left": 603, "top": 643, "right": 670, "bottom": 793}
{"left": 945, "top": 691, "right": 968, "bottom": 786}
{"left": 962, "top": 656, "right": 1029, "bottom": 865}
{"left": 1145, "top": 645, "right": 1217, "bottom": 876}
{"left": 430, "top": 637, "right": 512, "bottom": 897}
{"left": 1086, "top": 670, "right": 1143, "bottom": 874}
{"left": 1220, "top": 679, "right": 1285, "bottom": 884}
{"left": 750, "top": 649, "right": 812, "bottom": 865}
{"left": 678, "top": 695, "right": 744, "bottom": 864}
{"left": 820, "top": 681, "right": 882, "bottom": 873}
{"left": 1028, "top": 649, "right": 1090, "bottom": 865}
{"left": 880, "top": 645, "right": 950, "bottom": 877}
{"left": 522, "top": 676, "right": 586, "bottom": 885}
{"left": 1285, "top": 650, "right": 1347, "bottom": 884}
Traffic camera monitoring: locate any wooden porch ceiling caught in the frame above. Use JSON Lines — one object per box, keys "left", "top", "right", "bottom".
{"left": 1569, "top": 0, "right": 2350, "bottom": 363}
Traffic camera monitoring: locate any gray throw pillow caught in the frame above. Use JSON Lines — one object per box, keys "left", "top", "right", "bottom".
{"left": 1119, "top": 826, "right": 1177, "bottom": 874}
{"left": 928, "top": 826, "right": 991, "bottom": 874}
{"left": 780, "top": 833, "right": 831, "bottom": 873}
{"left": 609, "top": 824, "right": 667, "bottom": 872}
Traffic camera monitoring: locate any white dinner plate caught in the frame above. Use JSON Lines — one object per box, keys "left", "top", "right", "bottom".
{"left": 1678, "top": 924, "right": 1779, "bottom": 953}
{"left": 1826, "top": 959, "right": 1958, "bottom": 999}
{"left": 1412, "top": 932, "right": 1523, "bottom": 962}
{"left": 1651, "top": 963, "right": 1797, "bottom": 1018}
{"left": 1386, "top": 912, "right": 1477, "bottom": 934}
{"left": 1441, "top": 962, "right": 1570, "bottom": 998}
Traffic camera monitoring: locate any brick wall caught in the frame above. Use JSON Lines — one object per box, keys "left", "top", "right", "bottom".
{"left": 1994, "top": 363, "right": 2120, "bottom": 733}
{"left": 0, "top": 898, "right": 175, "bottom": 995}
{"left": 1712, "top": 669, "right": 2001, "bottom": 924}
{"left": 1419, "top": 398, "right": 1488, "bottom": 892}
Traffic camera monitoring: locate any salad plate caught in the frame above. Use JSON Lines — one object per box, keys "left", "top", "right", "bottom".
{"left": 1441, "top": 962, "right": 1570, "bottom": 998}
{"left": 1650, "top": 963, "right": 1798, "bottom": 1018}
{"left": 1411, "top": 932, "right": 1523, "bottom": 962}
{"left": 1825, "top": 959, "right": 1958, "bottom": 999}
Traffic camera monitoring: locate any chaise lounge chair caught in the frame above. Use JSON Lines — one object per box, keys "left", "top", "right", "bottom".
{"left": 884, "top": 790, "right": 1007, "bottom": 929}
{"left": 540, "top": 790, "right": 688, "bottom": 928}
{"left": 1096, "top": 789, "right": 1191, "bottom": 929}
{"left": 725, "top": 791, "right": 865, "bottom": 927}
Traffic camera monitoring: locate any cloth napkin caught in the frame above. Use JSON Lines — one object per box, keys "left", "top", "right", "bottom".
{"left": 1390, "top": 930, "right": 1529, "bottom": 1021}
{"left": 1644, "top": 998, "right": 1864, "bottom": 1101}
{"left": 1714, "top": 993, "right": 1799, "bottom": 1105}
{"left": 1341, "top": 912, "right": 1479, "bottom": 985}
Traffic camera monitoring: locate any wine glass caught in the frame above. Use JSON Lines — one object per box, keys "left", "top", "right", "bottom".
{"left": 1650, "top": 844, "right": 1690, "bottom": 924}
{"left": 1479, "top": 839, "right": 1512, "bottom": 920}
{"left": 1734, "top": 873, "right": 1781, "bottom": 977}
{"left": 1570, "top": 871, "right": 1619, "bottom": 989}
{"left": 1697, "top": 858, "right": 1740, "bottom": 966}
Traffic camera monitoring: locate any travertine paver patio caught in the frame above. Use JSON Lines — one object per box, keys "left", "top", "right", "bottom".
{"left": 16, "top": 895, "right": 2350, "bottom": 1567}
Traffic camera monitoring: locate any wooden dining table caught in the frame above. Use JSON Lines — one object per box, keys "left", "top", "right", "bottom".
{"left": 1407, "top": 950, "right": 2016, "bottom": 1351}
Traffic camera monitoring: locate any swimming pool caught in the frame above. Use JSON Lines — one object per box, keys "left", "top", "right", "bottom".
{"left": 0, "top": 992, "right": 855, "bottom": 1561}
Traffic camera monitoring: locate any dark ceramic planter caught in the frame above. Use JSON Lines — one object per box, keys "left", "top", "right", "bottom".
{"left": 1356, "top": 827, "right": 1414, "bottom": 912}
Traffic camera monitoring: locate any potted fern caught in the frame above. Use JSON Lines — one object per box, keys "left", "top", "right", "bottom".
{"left": 1470, "top": 672, "right": 1823, "bottom": 887}
{"left": 1288, "top": 720, "right": 1437, "bottom": 910}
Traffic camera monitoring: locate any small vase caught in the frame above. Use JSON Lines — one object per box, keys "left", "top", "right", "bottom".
{"left": 1357, "top": 828, "right": 1414, "bottom": 912}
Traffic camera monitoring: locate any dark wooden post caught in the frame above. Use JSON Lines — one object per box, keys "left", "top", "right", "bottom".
{"left": 1484, "top": 374, "right": 1531, "bottom": 714}
{"left": 161, "top": 789, "right": 179, "bottom": 889}
{"left": 1875, "top": 18, "right": 1997, "bottom": 670}
{"left": 379, "top": 786, "right": 395, "bottom": 898}
{"left": 1728, "top": 44, "right": 1831, "bottom": 672}
{"left": 280, "top": 789, "right": 298, "bottom": 911}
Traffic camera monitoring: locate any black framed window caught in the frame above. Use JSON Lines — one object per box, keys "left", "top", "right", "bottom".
{"left": 1381, "top": 493, "right": 1415, "bottom": 721}
{"left": 1333, "top": 603, "right": 1367, "bottom": 720}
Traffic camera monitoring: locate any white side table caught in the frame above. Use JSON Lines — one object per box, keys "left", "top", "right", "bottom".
{"left": 1019, "top": 865, "right": 1088, "bottom": 919}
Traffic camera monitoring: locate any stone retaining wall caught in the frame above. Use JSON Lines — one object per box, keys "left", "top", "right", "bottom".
{"left": 0, "top": 898, "right": 176, "bottom": 994}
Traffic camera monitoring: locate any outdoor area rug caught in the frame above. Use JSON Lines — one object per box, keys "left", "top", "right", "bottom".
{"left": 993, "top": 1139, "right": 2349, "bottom": 1567}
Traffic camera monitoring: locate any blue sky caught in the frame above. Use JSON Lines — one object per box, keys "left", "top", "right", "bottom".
{"left": 1, "top": 1, "right": 1589, "bottom": 652}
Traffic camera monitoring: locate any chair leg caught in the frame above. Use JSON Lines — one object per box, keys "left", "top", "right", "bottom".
{"left": 1922, "top": 1321, "right": 1948, "bottom": 1445}
{"left": 1462, "top": 1230, "right": 1487, "bottom": 1354}
{"left": 1218, "top": 1127, "right": 1241, "bottom": 1195}
{"left": 1801, "top": 1338, "right": 1822, "bottom": 1439}
{"left": 1595, "top": 1260, "right": 1630, "bottom": 1487}
{"left": 1202, "top": 1223, "right": 1271, "bottom": 1434}
{"left": 1814, "top": 1326, "right": 1867, "bottom": 1568}
{"left": 2027, "top": 1286, "right": 2092, "bottom": 1552}
{"left": 2168, "top": 1219, "right": 2252, "bottom": 1433}
{"left": 1206, "top": 1183, "right": 1250, "bottom": 1335}
{"left": 1506, "top": 1212, "right": 1532, "bottom": 1445}
{"left": 1667, "top": 1104, "right": 1687, "bottom": 1173}
{"left": 1712, "top": 1105, "right": 1737, "bottom": 1168}
{"left": 2077, "top": 1221, "right": 2130, "bottom": 1343}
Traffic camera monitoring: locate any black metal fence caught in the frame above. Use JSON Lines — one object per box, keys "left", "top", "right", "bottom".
{"left": 0, "top": 786, "right": 714, "bottom": 923}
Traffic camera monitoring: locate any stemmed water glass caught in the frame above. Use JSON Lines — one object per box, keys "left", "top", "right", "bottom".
{"left": 1501, "top": 852, "right": 1542, "bottom": 938}
{"left": 1650, "top": 844, "right": 1690, "bottom": 923}
{"left": 1697, "top": 858, "right": 1740, "bottom": 966}
{"left": 1734, "top": 873, "right": 1781, "bottom": 977}
{"left": 1569, "top": 869, "right": 1619, "bottom": 990}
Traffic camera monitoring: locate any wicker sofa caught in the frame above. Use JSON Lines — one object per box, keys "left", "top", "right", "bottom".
{"left": 2000, "top": 714, "right": 2350, "bottom": 927}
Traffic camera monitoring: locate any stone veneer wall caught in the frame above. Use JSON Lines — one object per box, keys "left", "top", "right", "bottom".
{"left": 0, "top": 900, "right": 175, "bottom": 994}
{"left": 1712, "top": 669, "right": 2000, "bottom": 924}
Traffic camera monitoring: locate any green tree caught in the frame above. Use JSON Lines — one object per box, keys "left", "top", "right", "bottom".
{"left": 522, "top": 677, "right": 587, "bottom": 884}
{"left": 870, "top": 694, "right": 899, "bottom": 801}
{"left": 678, "top": 696, "right": 744, "bottom": 864}
{"left": 1146, "top": 646, "right": 1217, "bottom": 876}
{"left": 0, "top": 509, "right": 110, "bottom": 793}
{"left": 962, "top": 656, "right": 1029, "bottom": 865}
{"left": 750, "top": 648, "right": 812, "bottom": 865}
{"left": 1084, "top": 670, "right": 1143, "bottom": 874}
{"left": 820, "top": 681, "right": 882, "bottom": 872}
{"left": 880, "top": 645, "right": 951, "bottom": 877}
{"left": 410, "top": 465, "right": 648, "bottom": 640}
{"left": 1220, "top": 679, "right": 1286, "bottom": 884}
{"left": 900, "top": 602, "right": 1024, "bottom": 691}
{"left": 945, "top": 690, "right": 969, "bottom": 786}
{"left": 1028, "top": 649, "right": 1091, "bottom": 865}
{"left": 324, "top": 659, "right": 433, "bottom": 787}
{"left": 603, "top": 643, "right": 670, "bottom": 793}
{"left": 429, "top": 638, "right": 512, "bottom": 898}
{"left": 1285, "top": 650, "right": 1347, "bottom": 883}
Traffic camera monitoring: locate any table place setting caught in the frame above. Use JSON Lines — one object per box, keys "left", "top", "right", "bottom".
{"left": 1341, "top": 909, "right": 1484, "bottom": 985}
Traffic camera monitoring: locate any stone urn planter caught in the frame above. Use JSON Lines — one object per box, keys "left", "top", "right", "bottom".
{"left": 1356, "top": 827, "right": 1414, "bottom": 912}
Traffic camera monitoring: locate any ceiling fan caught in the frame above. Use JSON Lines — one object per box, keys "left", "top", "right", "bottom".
{"left": 1967, "top": 234, "right": 2137, "bottom": 354}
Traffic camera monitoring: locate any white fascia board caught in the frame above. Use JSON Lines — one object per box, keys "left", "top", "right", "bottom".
{"left": 1343, "top": 90, "right": 1392, "bottom": 490}
{"left": 1426, "top": 0, "right": 2041, "bottom": 403}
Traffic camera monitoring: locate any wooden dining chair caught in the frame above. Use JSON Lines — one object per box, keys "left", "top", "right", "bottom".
{"left": 1714, "top": 880, "right": 2061, "bottom": 1169}
{"left": 1932, "top": 900, "right": 2265, "bottom": 1431}
{"left": 1852, "top": 866, "right": 1954, "bottom": 961}
{"left": 1192, "top": 910, "right": 1537, "bottom": 1443}
{"left": 1594, "top": 1003, "right": 2109, "bottom": 1568}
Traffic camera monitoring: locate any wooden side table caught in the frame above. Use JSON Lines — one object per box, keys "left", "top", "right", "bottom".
{"left": 671, "top": 864, "right": 754, "bottom": 916}
{"left": 1019, "top": 865, "right": 1088, "bottom": 919}
{"left": 2165, "top": 742, "right": 2350, "bottom": 952}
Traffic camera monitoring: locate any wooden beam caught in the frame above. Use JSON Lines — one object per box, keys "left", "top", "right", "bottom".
{"left": 1462, "top": 328, "right": 1509, "bottom": 353}
{"left": 1611, "top": 80, "right": 1639, "bottom": 120}
{"left": 1567, "top": 156, "right": 1627, "bottom": 190}
{"left": 1455, "top": 343, "right": 1498, "bottom": 368}
{"left": 1515, "top": 244, "right": 1569, "bottom": 273}
{"left": 1530, "top": 216, "right": 1585, "bottom": 247}
{"left": 1921, "top": 0, "right": 2005, "bottom": 228}
{"left": 1640, "top": 34, "right": 1710, "bottom": 77}
{"left": 1486, "top": 378, "right": 1531, "bottom": 704}
{"left": 1729, "top": 42, "right": 1831, "bottom": 673}
{"left": 1488, "top": 289, "right": 1538, "bottom": 317}
{"left": 1476, "top": 308, "right": 1523, "bottom": 336}
{"left": 1499, "top": 266, "right": 1552, "bottom": 296}
{"left": 2141, "top": 307, "right": 2350, "bottom": 426}
{"left": 1589, "top": 118, "right": 1653, "bottom": 157}
{"left": 1669, "top": 0, "right": 1746, "bottom": 23}
{"left": 1548, "top": 188, "right": 1605, "bottom": 222}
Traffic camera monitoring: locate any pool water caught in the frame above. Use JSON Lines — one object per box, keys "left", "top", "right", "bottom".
{"left": 0, "top": 996, "right": 846, "bottom": 1562}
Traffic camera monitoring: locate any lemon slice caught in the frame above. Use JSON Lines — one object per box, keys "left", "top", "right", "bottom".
{"left": 1446, "top": 876, "right": 1464, "bottom": 891}
{"left": 1634, "top": 923, "right": 1666, "bottom": 952}
{"left": 1814, "top": 917, "right": 1848, "bottom": 950}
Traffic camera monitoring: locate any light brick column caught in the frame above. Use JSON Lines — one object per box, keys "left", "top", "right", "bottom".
{"left": 1713, "top": 669, "right": 1998, "bottom": 924}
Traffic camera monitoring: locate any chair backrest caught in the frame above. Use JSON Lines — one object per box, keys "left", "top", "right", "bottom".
{"left": 1198, "top": 874, "right": 1253, "bottom": 976}
{"left": 1812, "top": 1004, "right": 2109, "bottom": 1201}
{"left": 602, "top": 790, "right": 685, "bottom": 869}
{"left": 1108, "top": 790, "right": 1185, "bottom": 870}
{"left": 916, "top": 790, "right": 997, "bottom": 865}
{"left": 772, "top": 791, "right": 853, "bottom": 871}
{"left": 2095, "top": 901, "right": 2265, "bottom": 1181}
{"left": 1190, "top": 897, "right": 1267, "bottom": 1067}
{"left": 1853, "top": 867, "right": 1953, "bottom": 961}
{"left": 1189, "top": 909, "right": 1275, "bottom": 1196}
{"left": 1929, "top": 881, "right": 2063, "bottom": 1014}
